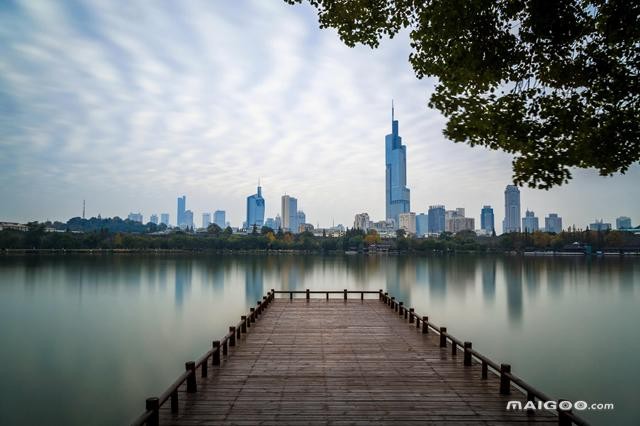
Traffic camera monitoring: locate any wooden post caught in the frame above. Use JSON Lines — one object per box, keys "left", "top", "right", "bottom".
{"left": 500, "top": 364, "right": 511, "bottom": 395}
{"left": 439, "top": 327, "right": 447, "bottom": 347}
{"left": 170, "top": 389, "right": 178, "bottom": 413}
{"left": 384, "top": 292, "right": 389, "bottom": 305}
{"left": 146, "top": 397, "right": 159, "bottom": 426}
{"left": 250, "top": 308, "right": 256, "bottom": 323}
{"left": 241, "top": 316, "right": 247, "bottom": 333}
{"left": 222, "top": 339, "right": 228, "bottom": 356}
{"left": 256, "top": 301, "right": 262, "bottom": 315}
{"left": 212, "top": 341, "right": 220, "bottom": 366}
{"left": 379, "top": 289, "right": 383, "bottom": 300}
{"left": 392, "top": 297, "right": 396, "bottom": 311}
{"left": 263, "top": 296, "right": 267, "bottom": 308}
{"left": 343, "top": 289, "right": 347, "bottom": 300}
{"left": 360, "top": 291, "right": 364, "bottom": 300}
{"left": 326, "top": 292, "right": 329, "bottom": 300}
{"left": 185, "top": 361, "right": 197, "bottom": 393}
{"left": 422, "top": 316, "right": 428, "bottom": 334}
{"left": 236, "top": 324, "right": 241, "bottom": 340}
{"left": 398, "top": 302, "right": 404, "bottom": 316}
{"left": 404, "top": 306, "right": 409, "bottom": 320}
{"left": 201, "top": 356, "right": 208, "bottom": 377}
{"left": 306, "top": 289, "right": 310, "bottom": 300}
{"left": 290, "top": 291, "right": 293, "bottom": 300}
{"left": 409, "top": 308, "right": 415, "bottom": 323}
{"left": 416, "top": 314, "right": 420, "bottom": 328}
{"left": 452, "top": 340, "right": 457, "bottom": 356}
{"left": 271, "top": 289, "right": 275, "bottom": 302}
{"left": 558, "top": 399, "right": 572, "bottom": 425}
{"left": 464, "top": 342, "right": 472, "bottom": 366}
{"left": 229, "top": 327, "right": 236, "bottom": 346}
{"left": 481, "top": 360, "right": 488, "bottom": 379}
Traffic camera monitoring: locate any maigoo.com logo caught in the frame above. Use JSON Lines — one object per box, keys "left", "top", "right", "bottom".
{"left": 506, "top": 400, "right": 614, "bottom": 411}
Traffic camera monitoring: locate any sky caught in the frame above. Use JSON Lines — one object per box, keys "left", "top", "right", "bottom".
{"left": 0, "top": 0, "right": 638, "bottom": 230}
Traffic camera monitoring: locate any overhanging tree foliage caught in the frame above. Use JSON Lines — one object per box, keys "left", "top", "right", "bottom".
{"left": 286, "top": 0, "right": 639, "bottom": 188}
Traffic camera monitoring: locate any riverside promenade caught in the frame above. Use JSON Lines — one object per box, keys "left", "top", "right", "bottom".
{"left": 132, "top": 290, "right": 587, "bottom": 425}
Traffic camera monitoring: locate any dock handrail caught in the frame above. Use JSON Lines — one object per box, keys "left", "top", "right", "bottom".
{"left": 131, "top": 289, "right": 589, "bottom": 426}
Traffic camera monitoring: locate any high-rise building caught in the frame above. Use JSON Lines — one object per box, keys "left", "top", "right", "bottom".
{"left": 480, "top": 206, "right": 494, "bottom": 233}
{"left": 160, "top": 213, "right": 170, "bottom": 226}
{"left": 416, "top": 213, "right": 428, "bottom": 236}
{"left": 127, "top": 212, "right": 143, "bottom": 223}
{"left": 214, "top": 210, "right": 226, "bottom": 228}
{"left": 183, "top": 210, "right": 194, "bottom": 229}
{"left": 522, "top": 210, "right": 539, "bottom": 232}
{"left": 274, "top": 214, "right": 282, "bottom": 231}
{"left": 264, "top": 218, "right": 276, "bottom": 230}
{"left": 503, "top": 185, "right": 521, "bottom": 233}
{"left": 177, "top": 195, "right": 186, "bottom": 227}
{"left": 590, "top": 219, "right": 611, "bottom": 231}
{"left": 353, "top": 213, "right": 370, "bottom": 231}
{"left": 444, "top": 209, "right": 474, "bottom": 233}
{"left": 281, "top": 195, "right": 298, "bottom": 233}
{"left": 296, "top": 210, "right": 306, "bottom": 232}
{"left": 246, "top": 184, "right": 265, "bottom": 229}
{"left": 398, "top": 212, "right": 416, "bottom": 235}
{"left": 385, "top": 102, "right": 410, "bottom": 226}
{"left": 616, "top": 216, "right": 632, "bottom": 229}
{"left": 149, "top": 214, "right": 159, "bottom": 225}
{"left": 428, "top": 205, "right": 446, "bottom": 234}
{"left": 202, "top": 213, "right": 211, "bottom": 229}
{"left": 545, "top": 213, "right": 562, "bottom": 233}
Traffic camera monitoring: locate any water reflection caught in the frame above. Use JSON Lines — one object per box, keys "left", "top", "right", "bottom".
{"left": 0, "top": 254, "right": 638, "bottom": 426}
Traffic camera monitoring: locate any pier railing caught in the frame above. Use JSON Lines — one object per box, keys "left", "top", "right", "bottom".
{"left": 131, "top": 289, "right": 589, "bottom": 426}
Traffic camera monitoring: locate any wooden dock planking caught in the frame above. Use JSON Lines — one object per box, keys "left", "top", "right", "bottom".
{"left": 158, "top": 299, "right": 556, "bottom": 425}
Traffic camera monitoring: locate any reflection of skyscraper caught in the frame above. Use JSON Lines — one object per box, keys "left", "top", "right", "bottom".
{"left": 504, "top": 258, "right": 523, "bottom": 323}
{"left": 174, "top": 259, "right": 192, "bottom": 307}
{"left": 385, "top": 102, "right": 410, "bottom": 226}
{"left": 481, "top": 258, "right": 496, "bottom": 303}
{"left": 246, "top": 184, "right": 265, "bottom": 229}
{"left": 503, "top": 185, "right": 521, "bottom": 233}
{"left": 245, "top": 260, "right": 264, "bottom": 306}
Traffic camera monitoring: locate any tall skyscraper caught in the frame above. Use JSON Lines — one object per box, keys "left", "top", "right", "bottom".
{"left": 616, "top": 216, "right": 632, "bottom": 229}
{"left": 480, "top": 206, "right": 495, "bottom": 233}
{"left": 297, "top": 210, "right": 306, "bottom": 232}
{"left": 427, "top": 205, "right": 446, "bottom": 234}
{"left": 398, "top": 212, "right": 416, "bottom": 235}
{"left": 214, "top": 210, "right": 226, "bottom": 228}
{"left": 177, "top": 195, "right": 186, "bottom": 227}
{"left": 545, "top": 213, "right": 562, "bottom": 233}
{"left": 246, "top": 184, "right": 265, "bottom": 229}
{"left": 385, "top": 102, "right": 410, "bottom": 226}
{"left": 149, "top": 214, "right": 159, "bottom": 225}
{"left": 590, "top": 219, "right": 611, "bottom": 231}
{"left": 183, "top": 210, "right": 194, "bottom": 229}
{"left": 522, "top": 210, "right": 539, "bottom": 232}
{"left": 416, "top": 213, "right": 428, "bottom": 236}
{"left": 274, "top": 214, "right": 282, "bottom": 231}
{"left": 127, "top": 212, "right": 143, "bottom": 223}
{"left": 281, "top": 195, "right": 298, "bottom": 233}
{"left": 160, "top": 213, "right": 170, "bottom": 226}
{"left": 502, "top": 185, "right": 521, "bottom": 233}
{"left": 354, "top": 213, "right": 371, "bottom": 231}
{"left": 202, "top": 213, "right": 211, "bottom": 229}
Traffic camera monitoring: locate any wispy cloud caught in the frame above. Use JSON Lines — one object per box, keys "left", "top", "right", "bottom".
{"left": 0, "top": 0, "right": 637, "bottom": 227}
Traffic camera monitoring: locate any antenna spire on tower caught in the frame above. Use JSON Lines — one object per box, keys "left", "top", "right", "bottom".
{"left": 391, "top": 99, "right": 394, "bottom": 121}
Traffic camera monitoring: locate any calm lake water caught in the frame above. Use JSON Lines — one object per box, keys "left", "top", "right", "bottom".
{"left": 0, "top": 254, "right": 638, "bottom": 425}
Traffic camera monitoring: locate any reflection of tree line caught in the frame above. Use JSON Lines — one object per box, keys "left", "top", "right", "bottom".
{"left": 13, "top": 255, "right": 637, "bottom": 314}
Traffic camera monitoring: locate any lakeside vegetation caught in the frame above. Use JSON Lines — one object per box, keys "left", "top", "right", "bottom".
{"left": 2, "top": 221, "right": 639, "bottom": 253}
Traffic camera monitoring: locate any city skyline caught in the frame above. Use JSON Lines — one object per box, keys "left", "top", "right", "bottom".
{"left": 0, "top": 2, "right": 638, "bottom": 229}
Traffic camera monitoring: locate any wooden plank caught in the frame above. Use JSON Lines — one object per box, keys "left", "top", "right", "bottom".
{"left": 159, "top": 299, "right": 557, "bottom": 424}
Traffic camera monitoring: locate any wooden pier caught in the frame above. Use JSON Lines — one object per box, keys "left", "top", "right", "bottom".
{"left": 132, "top": 290, "right": 588, "bottom": 425}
